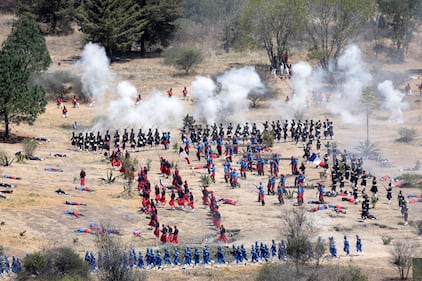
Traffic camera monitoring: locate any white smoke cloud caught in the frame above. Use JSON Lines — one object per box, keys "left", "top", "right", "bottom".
{"left": 191, "top": 66, "right": 265, "bottom": 124}
{"left": 330, "top": 44, "right": 372, "bottom": 123}
{"left": 78, "top": 43, "right": 185, "bottom": 131}
{"left": 283, "top": 44, "right": 372, "bottom": 124}
{"left": 77, "top": 42, "right": 114, "bottom": 105}
{"left": 377, "top": 80, "right": 407, "bottom": 123}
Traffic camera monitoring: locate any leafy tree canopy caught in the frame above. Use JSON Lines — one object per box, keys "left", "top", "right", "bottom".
{"left": 377, "top": 0, "right": 422, "bottom": 62}
{"left": 75, "top": 0, "right": 147, "bottom": 59}
{"left": 0, "top": 50, "right": 47, "bottom": 139}
{"left": 163, "top": 46, "right": 203, "bottom": 74}
{"left": 2, "top": 15, "right": 52, "bottom": 73}
{"left": 17, "top": 0, "right": 76, "bottom": 35}
{"left": 136, "top": 0, "right": 184, "bottom": 56}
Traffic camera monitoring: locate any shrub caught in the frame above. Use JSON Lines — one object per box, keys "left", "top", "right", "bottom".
{"left": 401, "top": 173, "right": 422, "bottom": 186}
{"left": 29, "top": 71, "right": 83, "bottom": 101}
{"left": 285, "top": 188, "right": 295, "bottom": 199}
{"left": 182, "top": 114, "right": 196, "bottom": 129}
{"left": 337, "top": 264, "right": 368, "bottom": 281}
{"left": 46, "top": 247, "right": 89, "bottom": 279}
{"left": 23, "top": 138, "right": 38, "bottom": 156}
{"left": 20, "top": 248, "right": 89, "bottom": 281}
{"left": 397, "top": 127, "right": 416, "bottom": 143}
{"left": 262, "top": 130, "right": 274, "bottom": 148}
{"left": 200, "top": 174, "right": 211, "bottom": 186}
{"left": 163, "top": 46, "right": 203, "bottom": 74}
{"left": 417, "top": 220, "right": 422, "bottom": 238}
{"left": 0, "top": 150, "right": 14, "bottom": 166}
{"left": 146, "top": 158, "right": 152, "bottom": 171}
{"left": 381, "top": 235, "right": 393, "bottom": 245}
{"left": 22, "top": 252, "right": 47, "bottom": 277}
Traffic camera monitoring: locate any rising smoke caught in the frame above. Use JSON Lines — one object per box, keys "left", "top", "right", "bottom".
{"left": 377, "top": 80, "right": 407, "bottom": 123}
{"left": 191, "top": 66, "right": 265, "bottom": 124}
{"left": 283, "top": 44, "right": 373, "bottom": 124}
{"left": 77, "top": 43, "right": 185, "bottom": 131}
{"left": 77, "top": 42, "right": 114, "bottom": 105}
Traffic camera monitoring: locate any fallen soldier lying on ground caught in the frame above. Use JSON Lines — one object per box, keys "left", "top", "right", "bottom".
{"left": 65, "top": 200, "right": 87, "bottom": 206}
{"left": 45, "top": 167, "right": 63, "bottom": 172}
{"left": 0, "top": 190, "right": 13, "bottom": 194}
{"left": 35, "top": 137, "right": 50, "bottom": 142}
{"left": 75, "top": 186, "right": 95, "bottom": 192}
{"left": 65, "top": 210, "right": 84, "bottom": 217}
{"left": 55, "top": 189, "right": 67, "bottom": 195}
{"left": 0, "top": 183, "right": 15, "bottom": 188}
{"left": 2, "top": 175, "right": 21, "bottom": 180}
{"left": 75, "top": 228, "right": 95, "bottom": 234}
{"left": 218, "top": 198, "right": 238, "bottom": 205}
{"left": 50, "top": 153, "right": 67, "bottom": 157}
{"left": 89, "top": 222, "right": 121, "bottom": 235}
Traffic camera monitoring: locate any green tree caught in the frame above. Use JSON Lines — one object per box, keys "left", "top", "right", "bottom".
{"left": 163, "top": 46, "right": 203, "bottom": 74}
{"left": 0, "top": 51, "right": 47, "bottom": 139}
{"left": 306, "top": 0, "right": 375, "bottom": 69}
{"left": 17, "top": 0, "right": 76, "bottom": 35}
{"left": 2, "top": 15, "right": 52, "bottom": 74}
{"left": 75, "top": 0, "right": 147, "bottom": 59}
{"left": 240, "top": 0, "right": 306, "bottom": 66}
{"left": 378, "top": 0, "right": 422, "bottom": 62}
{"left": 136, "top": 0, "right": 184, "bottom": 56}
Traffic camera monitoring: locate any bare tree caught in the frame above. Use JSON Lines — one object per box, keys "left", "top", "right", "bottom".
{"left": 391, "top": 239, "right": 419, "bottom": 280}
{"left": 306, "top": 0, "right": 375, "bottom": 69}
{"left": 240, "top": 0, "right": 307, "bottom": 66}
{"left": 248, "top": 88, "right": 278, "bottom": 108}
{"left": 313, "top": 236, "right": 327, "bottom": 268}
{"left": 281, "top": 207, "right": 316, "bottom": 274}
{"left": 96, "top": 224, "right": 146, "bottom": 281}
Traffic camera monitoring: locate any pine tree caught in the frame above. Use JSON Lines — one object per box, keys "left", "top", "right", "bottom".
{"left": 17, "top": 0, "right": 76, "bottom": 35}
{"left": 0, "top": 50, "right": 47, "bottom": 139}
{"left": 136, "top": 0, "right": 184, "bottom": 56}
{"left": 76, "top": 0, "right": 146, "bottom": 59}
{"left": 2, "top": 15, "right": 52, "bottom": 74}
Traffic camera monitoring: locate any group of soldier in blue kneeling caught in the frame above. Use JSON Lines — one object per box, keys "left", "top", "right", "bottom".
{"left": 0, "top": 256, "right": 22, "bottom": 276}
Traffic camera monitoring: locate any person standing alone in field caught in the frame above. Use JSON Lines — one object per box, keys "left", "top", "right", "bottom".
{"left": 80, "top": 169, "right": 86, "bottom": 186}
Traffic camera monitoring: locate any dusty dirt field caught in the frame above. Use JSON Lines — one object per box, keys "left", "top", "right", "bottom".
{"left": 1, "top": 14, "right": 422, "bottom": 281}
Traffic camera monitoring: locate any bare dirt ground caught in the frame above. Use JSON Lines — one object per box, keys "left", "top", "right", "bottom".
{"left": 1, "top": 14, "right": 422, "bottom": 280}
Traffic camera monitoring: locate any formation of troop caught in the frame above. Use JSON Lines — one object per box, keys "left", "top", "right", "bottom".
{"left": 83, "top": 234, "right": 362, "bottom": 272}
{"left": 0, "top": 256, "right": 22, "bottom": 277}
{"left": 70, "top": 128, "right": 171, "bottom": 152}
{"left": 181, "top": 119, "right": 334, "bottom": 147}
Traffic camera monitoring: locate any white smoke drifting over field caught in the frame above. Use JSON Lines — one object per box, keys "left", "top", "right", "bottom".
{"left": 377, "top": 80, "right": 407, "bottom": 123}
{"left": 285, "top": 44, "right": 372, "bottom": 123}
{"left": 77, "top": 43, "right": 114, "bottom": 105}
{"left": 191, "top": 66, "right": 265, "bottom": 124}
{"left": 78, "top": 43, "right": 184, "bottom": 130}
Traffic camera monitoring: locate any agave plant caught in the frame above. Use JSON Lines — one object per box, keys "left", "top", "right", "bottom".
{"left": 200, "top": 174, "right": 211, "bottom": 186}
{"left": 285, "top": 188, "right": 295, "bottom": 199}
{"left": 100, "top": 170, "right": 118, "bottom": 184}
{"left": 0, "top": 150, "right": 14, "bottom": 167}
{"left": 355, "top": 140, "right": 380, "bottom": 159}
